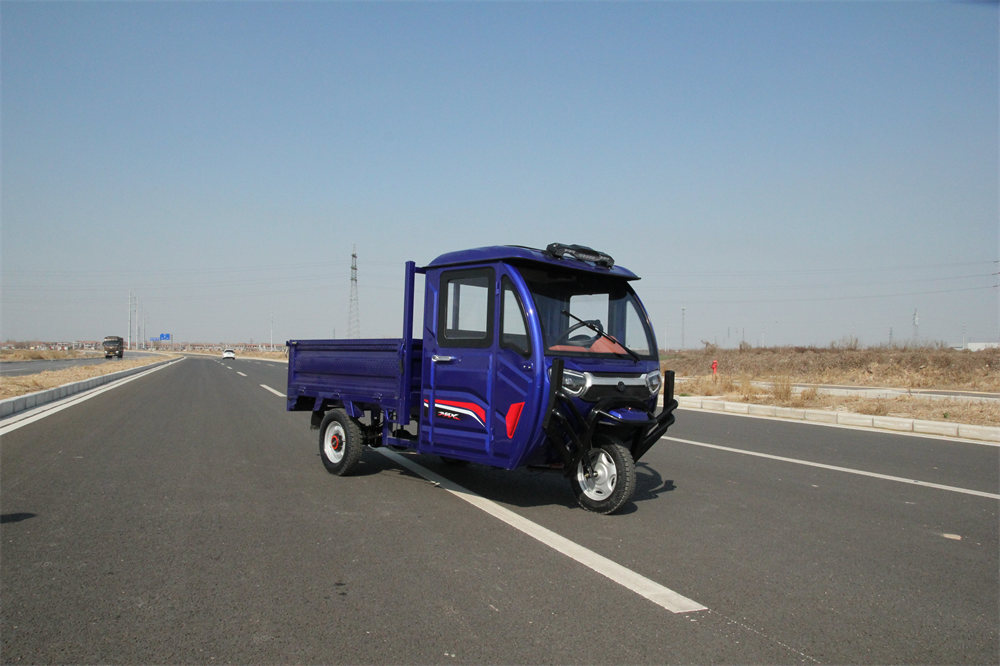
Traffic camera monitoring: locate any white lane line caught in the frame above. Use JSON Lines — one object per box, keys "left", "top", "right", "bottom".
{"left": 664, "top": 436, "right": 1000, "bottom": 501}
{"left": 260, "top": 384, "right": 286, "bottom": 397}
{"left": 376, "top": 447, "right": 707, "bottom": 614}
{"left": 0, "top": 359, "right": 183, "bottom": 436}
{"left": 237, "top": 371, "right": 247, "bottom": 377}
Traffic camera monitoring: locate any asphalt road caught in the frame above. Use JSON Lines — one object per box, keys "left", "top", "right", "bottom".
{"left": 1, "top": 357, "right": 997, "bottom": 664}
{"left": 0, "top": 351, "right": 163, "bottom": 377}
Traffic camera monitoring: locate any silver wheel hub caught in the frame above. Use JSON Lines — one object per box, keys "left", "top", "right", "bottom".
{"left": 577, "top": 449, "right": 617, "bottom": 500}
{"left": 324, "top": 421, "right": 346, "bottom": 464}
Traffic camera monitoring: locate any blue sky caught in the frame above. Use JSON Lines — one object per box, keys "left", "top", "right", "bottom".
{"left": 2, "top": 1, "right": 997, "bottom": 348}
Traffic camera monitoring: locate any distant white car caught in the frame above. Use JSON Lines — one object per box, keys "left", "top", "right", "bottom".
{"left": 222, "top": 349, "right": 236, "bottom": 360}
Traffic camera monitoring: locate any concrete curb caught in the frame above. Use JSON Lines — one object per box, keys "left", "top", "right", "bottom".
{"left": 677, "top": 396, "right": 1000, "bottom": 443}
{"left": 0, "top": 359, "right": 176, "bottom": 420}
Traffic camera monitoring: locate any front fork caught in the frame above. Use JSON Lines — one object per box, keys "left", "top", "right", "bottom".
{"left": 542, "top": 358, "right": 678, "bottom": 476}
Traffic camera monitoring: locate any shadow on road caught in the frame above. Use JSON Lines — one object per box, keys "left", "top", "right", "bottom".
{"left": 1, "top": 512, "right": 37, "bottom": 524}
{"left": 363, "top": 449, "right": 677, "bottom": 514}
{"left": 634, "top": 462, "right": 677, "bottom": 501}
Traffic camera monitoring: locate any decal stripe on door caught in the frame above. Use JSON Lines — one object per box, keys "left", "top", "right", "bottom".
{"left": 423, "top": 399, "right": 486, "bottom": 427}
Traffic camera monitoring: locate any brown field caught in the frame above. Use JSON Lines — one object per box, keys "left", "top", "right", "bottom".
{"left": 0, "top": 352, "right": 177, "bottom": 400}
{"left": 1, "top": 349, "right": 97, "bottom": 362}
{"left": 235, "top": 350, "right": 287, "bottom": 361}
{"left": 662, "top": 345, "right": 999, "bottom": 427}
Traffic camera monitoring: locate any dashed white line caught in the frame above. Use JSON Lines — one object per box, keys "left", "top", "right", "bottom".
{"left": 260, "top": 384, "right": 286, "bottom": 398}
{"left": 377, "top": 447, "right": 707, "bottom": 614}
{"left": 237, "top": 371, "right": 247, "bottom": 377}
{"left": 663, "top": 435, "right": 1000, "bottom": 500}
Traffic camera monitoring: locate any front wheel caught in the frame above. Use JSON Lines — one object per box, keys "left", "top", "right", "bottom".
{"left": 570, "top": 441, "right": 636, "bottom": 514}
{"left": 318, "top": 409, "right": 364, "bottom": 476}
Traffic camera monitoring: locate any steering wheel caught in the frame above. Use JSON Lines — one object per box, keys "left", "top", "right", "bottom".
{"left": 555, "top": 319, "right": 603, "bottom": 346}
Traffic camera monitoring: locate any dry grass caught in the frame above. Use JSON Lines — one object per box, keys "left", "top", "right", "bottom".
{"left": 238, "top": 350, "right": 287, "bottom": 361}
{"left": 663, "top": 344, "right": 999, "bottom": 392}
{"left": 0, "top": 353, "right": 176, "bottom": 400}
{"left": 1, "top": 349, "right": 96, "bottom": 362}
{"left": 665, "top": 345, "right": 1000, "bottom": 427}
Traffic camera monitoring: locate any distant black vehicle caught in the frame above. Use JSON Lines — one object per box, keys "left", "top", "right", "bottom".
{"left": 102, "top": 336, "right": 124, "bottom": 359}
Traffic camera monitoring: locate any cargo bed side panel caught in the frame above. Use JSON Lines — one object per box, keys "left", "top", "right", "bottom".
{"left": 286, "top": 338, "right": 421, "bottom": 417}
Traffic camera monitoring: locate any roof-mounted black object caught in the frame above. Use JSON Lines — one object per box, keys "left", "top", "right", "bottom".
{"left": 544, "top": 243, "right": 615, "bottom": 269}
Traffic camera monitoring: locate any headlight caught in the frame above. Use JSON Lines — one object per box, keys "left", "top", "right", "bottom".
{"left": 645, "top": 370, "right": 662, "bottom": 395}
{"left": 561, "top": 369, "right": 588, "bottom": 396}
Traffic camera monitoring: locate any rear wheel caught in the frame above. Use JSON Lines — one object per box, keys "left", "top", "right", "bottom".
{"left": 318, "top": 409, "right": 364, "bottom": 475}
{"left": 570, "top": 440, "right": 635, "bottom": 514}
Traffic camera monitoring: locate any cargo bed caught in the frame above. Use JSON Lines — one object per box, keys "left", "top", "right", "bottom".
{"left": 286, "top": 338, "right": 423, "bottom": 421}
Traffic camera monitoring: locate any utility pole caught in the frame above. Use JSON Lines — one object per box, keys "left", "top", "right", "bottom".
{"left": 681, "top": 307, "right": 686, "bottom": 350}
{"left": 127, "top": 290, "right": 134, "bottom": 351}
{"left": 912, "top": 309, "right": 919, "bottom": 343}
{"left": 348, "top": 246, "right": 361, "bottom": 339}
{"left": 134, "top": 293, "right": 140, "bottom": 351}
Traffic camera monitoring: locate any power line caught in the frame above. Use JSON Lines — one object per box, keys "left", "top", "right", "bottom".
{"left": 656, "top": 272, "right": 994, "bottom": 294}
{"left": 645, "top": 284, "right": 997, "bottom": 306}
{"left": 640, "top": 259, "right": 996, "bottom": 279}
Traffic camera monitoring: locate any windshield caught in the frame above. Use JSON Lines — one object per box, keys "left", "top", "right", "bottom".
{"left": 518, "top": 265, "right": 657, "bottom": 359}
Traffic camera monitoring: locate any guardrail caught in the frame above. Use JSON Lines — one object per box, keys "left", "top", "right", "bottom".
{"left": 0, "top": 358, "right": 177, "bottom": 420}
{"left": 676, "top": 396, "right": 999, "bottom": 443}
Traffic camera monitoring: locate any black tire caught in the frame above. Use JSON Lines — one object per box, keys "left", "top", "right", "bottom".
{"left": 318, "top": 409, "right": 364, "bottom": 476}
{"left": 569, "top": 440, "right": 636, "bottom": 514}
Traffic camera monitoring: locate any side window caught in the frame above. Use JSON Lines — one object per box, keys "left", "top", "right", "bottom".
{"left": 501, "top": 277, "right": 531, "bottom": 357}
{"left": 623, "top": 303, "right": 653, "bottom": 356}
{"left": 438, "top": 268, "right": 494, "bottom": 348}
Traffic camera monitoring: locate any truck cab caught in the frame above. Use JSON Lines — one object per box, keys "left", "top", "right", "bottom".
{"left": 102, "top": 335, "right": 124, "bottom": 359}
{"left": 287, "top": 243, "right": 677, "bottom": 514}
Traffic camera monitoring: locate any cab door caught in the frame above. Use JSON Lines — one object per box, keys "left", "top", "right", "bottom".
{"left": 493, "top": 271, "right": 545, "bottom": 468}
{"left": 421, "top": 267, "right": 497, "bottom": 463}
{"left": 420, "top": 265, "right": 544, "bottom": 468}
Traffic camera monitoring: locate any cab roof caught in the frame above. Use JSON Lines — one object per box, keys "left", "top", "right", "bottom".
{"left": 425, "top": 244, "right": 639, "bottom": 280}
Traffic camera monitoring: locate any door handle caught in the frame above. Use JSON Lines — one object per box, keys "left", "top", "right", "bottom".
{"left": 431, "top": 355, "right": 456, "bottom": 363}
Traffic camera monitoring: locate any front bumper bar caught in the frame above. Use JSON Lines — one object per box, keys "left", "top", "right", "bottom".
{"left": 543, "top": 360, "right": 678, "bottom": 469}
